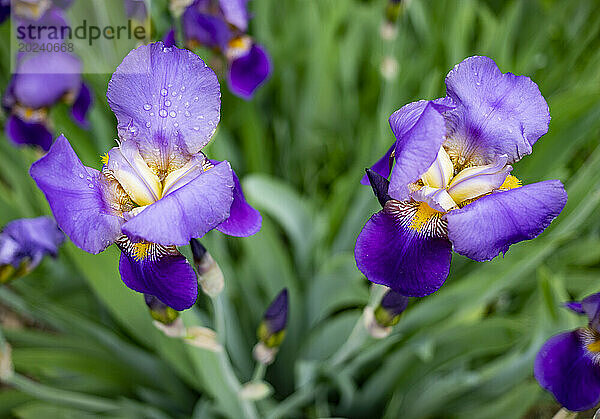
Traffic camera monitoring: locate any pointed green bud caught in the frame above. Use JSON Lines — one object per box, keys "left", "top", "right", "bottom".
{"left": 257, "top": 289, "right": 288, "bottom": 349}
{"left": 190, "top": 239, "right": 224, "bottom": 297}
{"left": 144, "top": 294, "right": 179, "bottom": 325}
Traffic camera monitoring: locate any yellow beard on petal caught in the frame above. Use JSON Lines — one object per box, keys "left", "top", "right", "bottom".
{"left": 131, "top": 242, "right": 152, "bottom": 262}
{"left": 500, "top": 174, "right": 522, "bottom": 190}
{"left": 588, "top": 340, "right": 600, "bottom": 353}
{"left": 409, "top": 202, "right": 440, "bottom": 232}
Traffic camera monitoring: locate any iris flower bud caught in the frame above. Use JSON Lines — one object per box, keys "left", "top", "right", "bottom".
{"left": 190, "top": 239, "right": 224, "bottom": 298}
{"left": 364, "top": 290, "right": 409, "bottom": 339}
{"left": 385, "top": 0, "right": 405, "bottom": 23}
{"left": 144, "top": 294, "right": 179, "bottom": 325}
{"left": 254, "top": 289, "right": 289, "bottom": 365}
{"left": 375, "top": 290, "right": 409, "bottom": 327}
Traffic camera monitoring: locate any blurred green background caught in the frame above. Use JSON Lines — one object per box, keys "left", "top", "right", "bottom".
{"left": 1, "top": 0, "right": 600, "bottom": 417}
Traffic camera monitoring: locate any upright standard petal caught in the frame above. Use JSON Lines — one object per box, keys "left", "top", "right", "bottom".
{"left": 183, "top": 7, "right": 232, "bottom": 49}
{"left": 444, "top": 56, "right": 550, "bottom": 167}
{"left": 13, "top": 52, "right": 82, "bottom": 108}
{"left": 122, "top": 161, "right": 234, "bottom": 246}
{"left": 446, "top": 180, "right": 567, "bottom": 261}
{"left": 219, "top": 0, "right": 248, "bottom": 31}
{"left": 228, "top": 44, "right": 271, "bottom": 100}
{"left": 106, "top": 42, "right": 221, "bottom": 167}
{"left": 5, "top": 115, "right": 53, "bottom": 151}
{"left": 355, "top": 201, "right": 452, "bottom": 297}
{"left": 215, "top": 165, "right": 261, "bottom": 237}
{"left": 534, "top": 331, "right": 600, "bottom": 411}
{"left": 30, "top": 135, "right": 124, "bottom": 254}
{"left": 118, "top": 245, "right": 197, "bottom": 311}
{"left": 387, "top": 99, "right": 454, "bottom": 201}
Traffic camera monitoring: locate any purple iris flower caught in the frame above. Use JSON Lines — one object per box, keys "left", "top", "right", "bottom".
{"left": 182, "top": 0, "right": 271, "bottom": 99}
{"left": 30, "top": 42, "right": 261, "bottom": 311}
{"left": 0, "top": 0, "right": 10, "bottom": 24}
{"left": 124, "top": 0, "right": 147, "bottom": 21}
{"left": 355, "top": 56, "right": 568, "bottom": 297}
{"left": 0, "top": 216, "right": 64, "bottom": 281}
{"left": 535, "top": 293, "right": 600, "bottom": 411}
{"left": 3, "top": 52, "right": 92, "bottom": 151}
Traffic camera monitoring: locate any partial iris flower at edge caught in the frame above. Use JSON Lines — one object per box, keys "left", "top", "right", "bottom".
{"left": 2, "top": 51, "right": 93, "bottom": 151}
{"left": 181, "top": 0, "right": 271, "bottom": 99}
{"left": 355, "top": 56, "right": 568, "bottom": 297}
{"left": 0, "top": 216, "right": 64, "bottom": 282}
{"left": 30, "top": 42, "right": 261, "bottom": 311}
{"left": 535, "top": 293, "right": 600, "bottom": 411}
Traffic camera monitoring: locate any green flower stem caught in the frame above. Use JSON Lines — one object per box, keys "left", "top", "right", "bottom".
{"left": 251, "top": 362, "right": 267, "bottom": 382}
{"left": 330, "top": 284, "right": 388, "bottom": 366}
{"left": 210, "top": 294, "right": 259, "bottom": 419}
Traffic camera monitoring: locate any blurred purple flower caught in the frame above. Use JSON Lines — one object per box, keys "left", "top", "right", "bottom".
{"left": 124, "top": 0, "right": 147, "bottom": 21}
{"left": 355, "top": 56, "right": 567, "bottom": 297}
{"left": 181, "top": 0, "right": 271, "bottom": 99}
{"left": 535, "top": 293, "right": 600, "bottom": 411}
{"left": 30, "top": 42, "right": 261, "bottom": 310}
{"left": 0, "top": 216, "right": 64, "bottom": 281}
{"left": 3, "top": 52, "right": 93, "bottom": 151}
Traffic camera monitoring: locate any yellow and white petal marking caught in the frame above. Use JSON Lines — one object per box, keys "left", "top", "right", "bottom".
{"left": 412, "top": 186, "right": 457, "bottom": 212}
{"left": 116, "top": 236, "right": 178, "bottom": 263}
{"left": 421, "top": 147, "right": 454, "bottom": 189}
{"left": 447, "top": 154, "right": 511, "bottom": 204}
{"left": 385, "top": 200, "right": 447, "bottom": 238}
{"left": 162, "top": 155, "right": 210, "bottom": 197}
{"left": 226, "top": 35, "right": 252, "bottom": 61}
{"left": 106, "top": 141, "right": 162, "bottom": 206}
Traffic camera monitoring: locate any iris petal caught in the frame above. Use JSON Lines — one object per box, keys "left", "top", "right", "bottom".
{"left": 447, "top": 154, "right": 511, "bottom": 204}
{"left": 534, "top": 330, "right": 600, "bottom": 411}
{"left": 30, "top": 135, "right": 124, "bottom": 254}
{"left": 446, "top": 179, "right": 567, "bottom": 261}
{"left": 355, "top": 201, "right": 452, "bottom": 297}
{"left": 444, "top": 56, "right": 550, "bottom": 167}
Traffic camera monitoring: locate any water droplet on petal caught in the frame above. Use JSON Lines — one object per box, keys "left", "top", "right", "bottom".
{"left": 169, "top": 111, "right": 177, "bottom": 118}
{"left": 78, "top": 173, "right": 85, "bottom": 179}
{"left": 193, "top": 126, "right": 200, "bottom": 131}
{"left": 180, "top": 86, "right": 186, "bottom": 92}
{"left": 88, "top": 183, "right": 94, "bottom": 189}
{"left": 164, "top": 100, "right": 171, "bottom": 107}
{"left": 160, "top": 88, "right": 168, "bottom": 97}
{"left": 159, "top": 109, "right": 168, "bottom": 118}
{"left": 145, "top": 122, "right": 151, "bottom": 128}
{"left": 143, "top": 103, "right": 152, "bottom": 111}
{"left": 174, "top": 122, "right": 179, "bottom": 127}
{"left": 184, "top": 110, "right": 191, "bottom": 117}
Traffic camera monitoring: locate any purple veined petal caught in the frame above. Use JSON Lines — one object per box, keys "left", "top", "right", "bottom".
{"left": 106, "top": 42, "right": 221, "bottom": 168}
{"left": 219, "top": 0, "right": 248, "bottom": 31}
{"left": 387, "top": 98, "right": 455, "bottom": 201}
{"left": 183, "top": 6, "right": 232, "bottom": 50}
{"left": 446, "top": 179, "right": 567, "bottom": 262}
{"left": 354, "top": 201, "right": 452, "bottom": 297}
{"left": 228, "top": 44, "right": 271, "bottom": 100}
{"left": 122, "top": 161, "right": 234, "bottom": 246}
{"left": 5, "top": 115, "right": 53, "bottom": 151}
{"left": 213, "top": 162, "right": 261, "bottom": 237}
{"left": 534, "top": 330, "right": 600, "bottom": 411}
{"left": 163, "top": 28, "right": 176, "bottom": 47}
{"left": 360, "top": 143, "right": 395, "bottom": 186}
{"left": 70, "top": 82, "right": 93, "bottom": 128}
{"left": 13, "top": 52, "right": 82, "bottom": 108}
{"left": 444, "top": 56, "right": 550, "bottom": 166}
{"left": 118, "top": 244, "right": 197, "bottom": 311}
{"left": 29, "top": 135, "right": 124, "bottom": 254}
